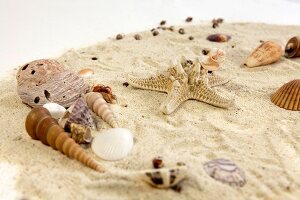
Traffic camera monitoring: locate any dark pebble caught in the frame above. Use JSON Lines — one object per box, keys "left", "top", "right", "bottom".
{"left": 134, "top": 34, "right": 142, "bottom": 40}
{"left": 202, "top": 49, "right": 210, "bottom": 55}
{"left": 178, "top": 28, "right": 185, "bottom": 34}
{"left": 151, "top": 28, "right": 156, "bottom": 32}
{"left": 152, "top": 156, "right": 164, "bottom": 169}
{"left": 91, "top": 57, "right": 98, "bottom": 60}
{"left": 152, "top": 30, "right": 159, "bottom": 36}
{"left": 188, "top": 36, "right": 194, "bottom": 40}
{"left": 160, "top": 20, "right": 166, "bottom": 25}
{"left": 186, "top": 17, "right": 193, "bottom": 22}
{"left": 122, "top": 82, "right": 129, "bottom": 87}
{"left": 116, "top": 34, "right": 123, "bottom": 40}
{"left": 168, "top": 26, "right": 174, "bottom": 31}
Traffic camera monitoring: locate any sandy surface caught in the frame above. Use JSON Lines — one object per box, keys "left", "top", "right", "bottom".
{"left": 0, "top": 22, "right": 300, "bottom": 200}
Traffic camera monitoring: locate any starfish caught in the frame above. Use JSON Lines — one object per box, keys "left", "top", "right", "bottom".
{"left": 128, "top": 48, "right": 234, "bottom": 114}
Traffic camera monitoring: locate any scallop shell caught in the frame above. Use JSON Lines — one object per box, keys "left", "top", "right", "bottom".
{"left": 85, "top": 92, "right": 119, "bottom": 128}
{"left": 271, "top": 79, "right": 300, "bottom": 111}
{"left": 91, "top": 128, "right": 134, "bottom": 161}
{"left": 201, "top": 48, "right": 226, "bottom": 71}
{"left": 244, "top": 41, "right": 282, "bottom": 67}
{"left": 25, "top": 107, "right": 104, "bottom": 172}
{"left": 207, "top": 34, "right": 231, "bottom": 42}
{"left": 284, "top": 36, "right": 300, "bottom": 58}
{"left": 17, "top": 59, "right": 89, "bottom": 107}
{"left": 203, "top": 158, "right": 246, "bottom": 187}
{"left": 43, "top": 102, "right": 67, "bottom": 119}
{"left": 70, "top": 123, "right": 93, "bottom": 144}
{"left": 59, "top": 98, "right": 96, "bottom": 131}
{"left": 138, "top": 166, "right": 188, "bottom": 189}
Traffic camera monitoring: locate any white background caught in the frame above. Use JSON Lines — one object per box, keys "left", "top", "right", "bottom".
{"left": 1, "top": 0, "right": 300, "bottom": 76}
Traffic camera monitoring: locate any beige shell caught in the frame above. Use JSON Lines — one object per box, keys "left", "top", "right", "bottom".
{"left": 244, "top": 41, "right": 282, "bottom": 67}
{"left": 284, "top": 36, "right": 300, "bottom": 58}
{"left": 271, "top": 79, "right": 300, "bottom": 111}
{"left": 85, "top": 92, "right": 119, "bottom": 128}
{"left": 17, "top": 59, "right": 89, "bottom": 107}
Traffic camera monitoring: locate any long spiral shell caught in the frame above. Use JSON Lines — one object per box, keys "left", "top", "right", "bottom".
{"left": 85, "top": 92, "right": 119, "bottom": 128}
{"left": 25, "top": 107, "right": 104, "bottom": 172}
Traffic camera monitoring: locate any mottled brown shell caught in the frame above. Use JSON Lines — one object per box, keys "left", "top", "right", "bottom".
{"left": 285, "top": 36, "right": 300, "bottom": 58}
{"left": 207, "top": 34, "right": 231, "bottom": 42}
{"left": 25, "top": 107, "right": 104, "bottom": 172}
{"left": 271, "top": 79, "right": 300, "bottom": 111}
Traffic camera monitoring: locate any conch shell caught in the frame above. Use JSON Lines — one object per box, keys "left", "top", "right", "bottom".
{"left": 25, "top": 107, "right": 104, "bottom": 172}
{"left": 85, "top": 92, "right": 119, "bottom": 128}
{"left": 244, "top": 41, "right": 282, "bottom": 67}
{"left": 201, "top": 48, "right": 225, "bottom": 71}
{"left": 17, "top": 59, "right": 89, "bottom": 107}
{"left": 284, "top": 36, "right": 300, "bottom": 58}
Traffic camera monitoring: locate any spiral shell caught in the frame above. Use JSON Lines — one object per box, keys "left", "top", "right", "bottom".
{"left": 25, "top": 107, "right": 104, "bottom": 172}
{"left": 271, "top": 79, "right": 300, "bottom": 111}
{"left": 284, "top": 36, "right": 300, "bottom": 58}
{"left": 85, "top": 92, "right": 119, "bottom": 128}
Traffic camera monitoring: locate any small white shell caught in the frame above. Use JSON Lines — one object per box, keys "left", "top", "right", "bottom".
{"left": 91, "top": 128, "right": 134, "bottom": 161}
{"left": 43, "top": 102, "right": 66, "bottom": 119}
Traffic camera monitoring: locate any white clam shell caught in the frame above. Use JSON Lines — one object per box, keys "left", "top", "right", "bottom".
{"left": 43, "top": 102, "right": 66, "bottom": 119}
{"left": 91, "top": 128, "right": 134, "bottom": 161}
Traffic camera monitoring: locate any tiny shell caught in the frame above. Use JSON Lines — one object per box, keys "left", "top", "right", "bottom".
{"left": 203, "top": 158, "right": 246, "bottom": 187}
{"left": 271, "top": 79, "right": 300, "bottom": 111}
{"left": 207, "top": 34, "right": 231, "bottom": 42}
{"left": 139, "top": 166, "right": 188, "bottom": 189}
{"left": 91, "top": 128, "right": 133, "bottom": 161}
{"left": 43, "top": 102, "right": 66, "bottom": 119}
{"left": 78, "top": 68, "right": 94, "bottom": 78}
{"left": 70, "top": 123, "right": 93, "bottom": 144}
{"left": 201, "top": 48, "right": 226, "bottom": 71}
{"left": 284, "top": 36, "right": 300, "bottom": 58}
{"left": 244, "top": 41, "right": 282, "bottom": 67}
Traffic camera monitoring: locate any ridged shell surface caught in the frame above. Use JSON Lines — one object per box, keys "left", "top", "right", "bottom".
{"left": 271, "top": 79, "right": 300, "bottom": 111}
{"left": 91, "top": 128, "right": 133, "bottom": 161}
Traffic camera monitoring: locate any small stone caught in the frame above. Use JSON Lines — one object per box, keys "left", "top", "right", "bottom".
{"left": 152, "top": 30, "right": 159, "bottom": 36}
{"left": 231, "top": 45, "right": 235, "bottom": 48}
{"left": 185, "top": 17, "right": 193, "bottom": 22}
{"left": 168, "top": 26, "right": 174, "bottom": 32}
{"left": 116, "top": 34, "right": 123, "bottom": 40}
{"left": 151, "top": 28, "right": 156, "bottom": 32}
{"left": 152, "top": 156, "right": 164, "bottom": 169}
{"left": 160, "top": 20, "right": 166, "bottom": 25}
{"left": 188, "top": 36, "right": 194, "bottom": 40}
{"left": 176, "top": 161, "right": 186, "bottom": 166}
{"left": 202, "top": 49, "right": 210, "bottom": 55}
{"left": 178, "top": 28, "right": 185, "bottom": 34}
{"left": 134, "top": 34, "right": 142, "bottom": 40}
{"left": 122, "top": 82, "right": 129, "bottom": 87}
{"left": 91, "top": 57, "right": 98, "bottom": 60}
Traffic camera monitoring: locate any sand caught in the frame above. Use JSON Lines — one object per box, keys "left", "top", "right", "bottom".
{"left": 0, "top": 22, "right": 300, "bottom": 200}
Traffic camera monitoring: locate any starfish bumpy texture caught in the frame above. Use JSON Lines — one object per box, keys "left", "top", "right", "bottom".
{"left": 128, "top": 48, "right": 234, "bottom": 114}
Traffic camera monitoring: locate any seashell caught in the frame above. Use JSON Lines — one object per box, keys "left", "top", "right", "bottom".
{"left": 43, "top": 102, "right": 66, "bottom": 119}
{"left": 92, "top": 84, "right": 117, "bottom": 104}
{"left": 203, "top": 158, "right": 246, "bottom": 187}
{"left": 284, "top": 36, "right": 300, "bottom": 58}
{"left": 91, "top": 128, "right": 133, "bottom": 161}
{"left": 201, "top": 48, "right": 226, "bottom": 71}
{"left": 244, "top": 41, "right": 282, "bottom": 68}
{"left": 85, "top": 92, "right": 119, "bottom": 128}
{"left": 25, "top": 107, "right": 104, "bottom": 172}
{"left": 207, "top": 34, "right": 231, "bottom": 42}
{"left": 152, "top": 156, "right": 164, "bottom": 169}
{"left": 70, "top": 123, "right": 93, "bottom": 144}
{"left": 59, "top": 98, "right": 96, "bottom": 131}
{"left": 138, "top": 166, "right": 188, "bottom": 189}
{"left": 16, "top": 59, "right": 89, "bottom": 107}
{"left": 271, "top": 79, "right": 300, "bottom": 111}
{"left": 78, "top": 68, "right": 94, "bottom": 78}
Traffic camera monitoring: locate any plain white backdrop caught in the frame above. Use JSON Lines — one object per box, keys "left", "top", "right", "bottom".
{"left": 1, "top": 0, "right": 300, "bottom": 76}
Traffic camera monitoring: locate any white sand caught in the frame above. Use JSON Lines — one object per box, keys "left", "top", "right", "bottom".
{"left": 0, "top": 22, "right": 300, "bottom": 200}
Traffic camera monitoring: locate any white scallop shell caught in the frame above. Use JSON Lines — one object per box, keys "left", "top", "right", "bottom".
{"left": 43, "top": 102, "right": 66, "bottom": 119}
{"left": 91, "top": 128, "right": 134, "bottom": 161}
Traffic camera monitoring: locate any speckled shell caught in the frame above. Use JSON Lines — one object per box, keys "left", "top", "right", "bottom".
{"left": 25, "top": 107, "right": 104, "bottom": 172}
{"left": 201, "top": 48, "right": 226, "bottom": 71}
{"left": 17, "top": 59, "right": 89, "bottom": 107}
{"left": 203, "top": 158, "right": 246, "bottom": 187}
{"left": 271, "top": 79, "right": 300, "bottom": 111}
{"left": 70, "top": 123, "right": 93, "bottom": 144}
{"left": 139, "top": 166, "right": 188, "bottom": 189}
{"left": 244, "top": 41, "right": 282, "bottom": 67}
{"left": 85, "top": 92, "right": 119, "bottom": 128}
{"left": 284, "top": 36, "right": 300, "bottom": 58}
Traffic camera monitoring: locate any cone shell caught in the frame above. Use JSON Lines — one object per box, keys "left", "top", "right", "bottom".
{"left": 25, "top": 107, "right": 104, "bottom": 172}
{"left": 244, "top": 41, "right": 282, "bottom": 67}
{"left": 85, "top": 92, "right": 119, "bottom": 128}
{"left": 284, "top": 36, "right": 300, "bottom": 58}
{"left": 271, "top": 79, "right": 300, "bottom": 111}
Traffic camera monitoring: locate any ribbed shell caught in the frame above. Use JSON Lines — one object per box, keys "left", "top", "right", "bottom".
{"left": 284, "top": 36, "right": 300, "bottom": 58}
{"left": 25, "top": 107, "right": 104, "bottom": 172}
{"left": 85, "top": 92, "right": 119, "bottom": 128}
{"left": 271, "top": 79, "right": 300, "bottom": 111}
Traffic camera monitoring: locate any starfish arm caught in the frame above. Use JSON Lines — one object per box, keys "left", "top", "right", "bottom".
{"left": 128, "top": 74, "right": 172, "bottom": 93}
{"left": 191, "top": 80, "right": 234, "bottom": 108}
{"left": 160, "top": 82, "right": 189, "bottom": 114}
{"left": 208, "top": 73, "right": 230, "bottom": 87}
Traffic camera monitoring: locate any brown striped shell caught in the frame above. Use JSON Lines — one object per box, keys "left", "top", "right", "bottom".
{"left": 285, "top": 36, "right": 300, "bottom": 58}
{"left": 25, "top": 107, "right": 104, "bottom": 172}
{"left": 271, "top": 79, "right": 300, "bottom": 111}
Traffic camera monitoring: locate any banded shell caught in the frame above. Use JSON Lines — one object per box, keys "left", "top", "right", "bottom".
{"left": 271, "top": 79, "right": 300, "bottom": 111}
{"left": 70, "top": 123, "right": 93, "bottom": 144}
{"left": 203, "top": 158, "right": 246, "bottom": 187}
{"left": 85, "top": 92, "right": 119, "bottom": 128}
{"left": 207, "top": 34, "right": 231, "bottom": 42}
{"left": 25, "top": 107, "right": 104, "bottom": 172}
{"left": 43, "top": 102, "right": 66, "bottom": 119}
{"left": 201, "top": 48, "right": 226, "bottom": 71}
{"left": 284, "top": 36, "right": 300, "bottom": 58}
{"left": 91, "top": 128, "right": 133, "bottom": 161}
{"left": 139, "top": 166, "right": 188, "bottom": 189}
{"left": 59, "top": 98, "right": 96, "bottom": 131}
{"left": 17, "top": 59, "right": 89, "bottom": 107}
{"left": 244, "top": 41, "right": 282, "bottom": 67}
